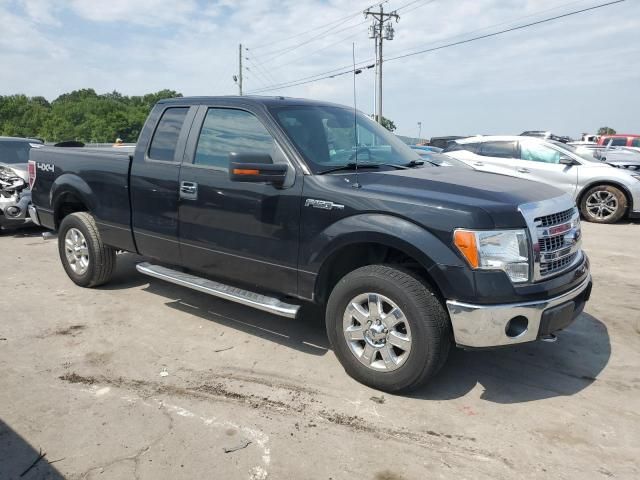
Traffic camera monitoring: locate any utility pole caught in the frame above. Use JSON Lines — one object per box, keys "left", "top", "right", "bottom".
{"left": 238, "top": 43, "right": 243, "bottom": 95}
{"left": 365, "top": 4, "right": 399, "bottom": 124}
{"left": 417, "top": 121, "right": 422, "bottom": 142}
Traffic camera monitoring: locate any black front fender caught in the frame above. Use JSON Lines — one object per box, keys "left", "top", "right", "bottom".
{"left": 299, "top": 213, "right": 473, "bottom": 301}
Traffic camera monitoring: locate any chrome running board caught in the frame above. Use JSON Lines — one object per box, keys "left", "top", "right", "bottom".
{"left": 136, "top": 262, "right": 299, "bottom": 318}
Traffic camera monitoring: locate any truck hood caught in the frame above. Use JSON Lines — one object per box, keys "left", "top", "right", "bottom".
{"left": 345, "top": 166, "right": 567, "bottom": 228}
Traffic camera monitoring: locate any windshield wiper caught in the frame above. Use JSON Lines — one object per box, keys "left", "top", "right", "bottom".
{"left": 404, "top": 159, "right": 427, "bottom": 167}
{"left": 318, "top": 162, "right": 407, "bottom": 175}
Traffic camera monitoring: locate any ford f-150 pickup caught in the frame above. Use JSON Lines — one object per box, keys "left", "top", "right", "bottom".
{"left": 29, "top": 96, "right": 592, "bottom": 392}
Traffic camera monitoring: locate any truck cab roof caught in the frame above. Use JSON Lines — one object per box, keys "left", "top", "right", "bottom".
{"left": 158, "top": 95, "right": 349, "bottom": 109}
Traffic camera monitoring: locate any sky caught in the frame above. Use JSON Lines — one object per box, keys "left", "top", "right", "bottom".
{"left": 0, "top": 0, "right": 639, "bottom": 138}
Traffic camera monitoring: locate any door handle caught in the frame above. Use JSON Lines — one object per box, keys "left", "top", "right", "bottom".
{"left": 517, "top": 168, "right": 530, "bottom": 173}
{"left": 180, "top": 181, "right": 198, "bottom": 200}
{"left": 473, "top": 161, "right": 485, "bottom": 166}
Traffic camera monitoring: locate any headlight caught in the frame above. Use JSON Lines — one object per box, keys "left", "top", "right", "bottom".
{"left": 454, "top": 229, "right": 530, "bottom": 283}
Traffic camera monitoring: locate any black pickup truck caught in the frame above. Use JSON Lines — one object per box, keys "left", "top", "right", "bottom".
{"left": 29, "top": 96, "right": 592, "bottom": 392}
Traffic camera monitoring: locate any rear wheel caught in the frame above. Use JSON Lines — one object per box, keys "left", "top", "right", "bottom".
{"left": 326, "top": 265, "right": 450, "bottom": 393}
{"left": 58, "top": 212, "right": 116, "bottom": 287}
{"left": 580, "top": 185, "right": 627, "bottom": 224}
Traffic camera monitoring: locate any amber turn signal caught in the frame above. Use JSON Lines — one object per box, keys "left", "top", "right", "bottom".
{"left": 232, "top": 169, "right": 260, "bottom": 175}
{"left": 453, "top": 230, "right": 479, "bottom": 268}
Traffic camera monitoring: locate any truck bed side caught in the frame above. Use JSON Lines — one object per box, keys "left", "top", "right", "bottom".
{"left": 30, "top": 147, "right": 136, "bottom": 252}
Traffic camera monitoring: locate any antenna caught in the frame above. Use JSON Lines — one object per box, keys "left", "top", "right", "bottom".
{"left": 352, "top": 42, "right": 361, "bottom": 189}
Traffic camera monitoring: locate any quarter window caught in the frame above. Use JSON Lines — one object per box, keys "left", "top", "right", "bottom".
{"left": 148, "top": 107, "right": 189, "bottom": 161}
{"left": 194, "top": 108, "right": 282, "bottom": 169}
{"left": 519, "top": 141, "right": 561, "bottom": 164}
{"left": 479, "top": 141, "right": 516, "bottom": 158}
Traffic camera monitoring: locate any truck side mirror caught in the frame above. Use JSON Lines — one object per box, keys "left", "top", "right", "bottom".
{"left": 228, "top": 152, "right": 288, "bottom": 187}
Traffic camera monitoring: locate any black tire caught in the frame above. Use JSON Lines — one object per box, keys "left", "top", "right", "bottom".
{"left": 325, "top": 265, "right": 451, "bottom": 393}
{"left": 58, "top": 212, "right": 116, "bottom": 287}
{"left": 580, "top": 185, "right": 627, "bottom": 224}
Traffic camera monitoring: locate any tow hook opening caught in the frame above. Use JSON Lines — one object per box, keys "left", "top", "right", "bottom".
{"left": 505, "top": 315, "right": 528, "bottom": 338}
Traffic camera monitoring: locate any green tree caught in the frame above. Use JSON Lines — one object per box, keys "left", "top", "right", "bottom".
{"left": 597, "top": 127, "right": 616, "bottom": 136}
{"left": 0, "top": 89, "right": 183, "bottom": 143}
{"left": 380, "top": 116, "right": 396, "bottom": 132}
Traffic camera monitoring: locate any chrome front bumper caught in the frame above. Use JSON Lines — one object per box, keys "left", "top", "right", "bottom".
{"left": 446, "top": 275, "right": 592, "bottom": 348}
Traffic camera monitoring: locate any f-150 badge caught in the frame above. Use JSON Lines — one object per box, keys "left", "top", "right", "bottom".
{"left": 304, "top": 199, "right": 344, "bottom": 210}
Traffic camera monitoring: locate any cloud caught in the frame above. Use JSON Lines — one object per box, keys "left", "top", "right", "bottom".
{"left": 0, "top": 0, "right": 639, "bottom": 136}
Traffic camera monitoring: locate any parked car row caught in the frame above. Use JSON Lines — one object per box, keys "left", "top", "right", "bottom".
{"left": 442, "top": 135, "right": 640, "bottom": 224}
{"left": 0, "top": 136, "right": 43, "bottom": 230}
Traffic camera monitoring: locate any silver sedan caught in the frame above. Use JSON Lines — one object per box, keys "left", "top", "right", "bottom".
{"left": 444, "top": 135, "right": 640, "bottom": 223}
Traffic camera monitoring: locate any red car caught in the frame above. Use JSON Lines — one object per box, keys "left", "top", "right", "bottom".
{"left": 598, "top": 134, "right": 640, "bottom": 147}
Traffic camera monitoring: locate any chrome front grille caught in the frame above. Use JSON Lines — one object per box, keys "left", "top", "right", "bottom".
{"left": 540, "top": 252, "right": 579, "bottom": 275}
{"left": 539, "top": 235, "right": 565, "bottom": 252}
{"left": 519, "top": 197, "right": 583, "bottom": 282}
{"left": 535, "top": 207, "right": 576, "bottom": 227}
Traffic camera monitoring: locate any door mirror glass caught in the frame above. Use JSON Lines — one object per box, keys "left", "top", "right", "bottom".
{"left": 228, "top": 153, "right": 288, "bottom": 187}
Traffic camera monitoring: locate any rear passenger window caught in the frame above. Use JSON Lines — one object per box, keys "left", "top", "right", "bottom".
{"left": 194, "top": 108, "right": 282, "bottom": 170}
{"left": 609, "top": 138, "right": 627, "bottom": 147}
{"left": 148, "top": 107, "right": 189, "bottom": 161}
{"left": 479, "top": 141, "right": 516, "bottom": 158}
{"left": 631, "top": 138, "right": 640, "bottom": 147}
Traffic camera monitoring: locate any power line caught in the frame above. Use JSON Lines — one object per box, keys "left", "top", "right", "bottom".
{"left": 264, "top": 27, "right": 367, "bottom": 73}
{"left": 247, "top": 0, "right": 624, "bottom": 95}
{"left": 254, "top": 18, "right": 370, "bottom": 66}
{"left": 245, "top": 55, "right": 278, "bottom": 85}
{"left": 385, "top": 0, "right": 625, "bottom": 63}
{"left": 249, "top": 2, "right": 385, "bottom": 52}
{"left": 249, "top": 1, "right": 388, "bottom": 57}
{"left": 395, "top": 0, "right": 436, "bottom": 13}
{"left": 247, "top": 59, "right": 376, "bottom": 94}
{"left": 248, "top": 63, "right": 377, "bottom": 95}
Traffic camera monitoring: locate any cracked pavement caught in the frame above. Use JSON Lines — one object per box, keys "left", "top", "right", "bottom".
{"left": 1, "top": 221, "right": 639, "bottom": 479}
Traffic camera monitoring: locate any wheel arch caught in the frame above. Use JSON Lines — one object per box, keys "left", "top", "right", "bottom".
{"left": 577, "top": 180, "right": 633, "bottom": 215}
{"left": 51, "top": 174, "right": 95, "bottom": 228}
{"left": 309, "top": 214, "right": 465, "bottom": 304}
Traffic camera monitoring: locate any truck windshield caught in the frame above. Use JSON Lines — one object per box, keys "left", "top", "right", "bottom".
{"left": 270, "top": 105, "right": 422, "bottom": 173}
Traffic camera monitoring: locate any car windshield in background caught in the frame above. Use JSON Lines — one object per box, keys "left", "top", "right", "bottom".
{"left": 0, "top": 141, "right": 34, "bottom": 164}
{"left": 270, "top": 105, "right": 422, "bottom": 173}
{"left": 551, "top": 141, "right": 598, "bottom": 162}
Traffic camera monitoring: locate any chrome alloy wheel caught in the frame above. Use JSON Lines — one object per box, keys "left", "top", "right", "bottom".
{"left": 586, "top": 190, "right": 618, "bottom": 220}
{"left": 343, "top": 293, "right": 412, "bottom": 372}
{"left": 64, "top": 228, "right": 90, "bottom": 275}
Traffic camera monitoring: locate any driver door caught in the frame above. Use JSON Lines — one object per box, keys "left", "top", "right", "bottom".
{"left": 512, "top": 140, "right": 578, "bottom": 197}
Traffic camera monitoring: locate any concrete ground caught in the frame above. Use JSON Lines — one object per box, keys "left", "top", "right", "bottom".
{"left": 0, "top": 221, "right": 638, "bottom": 480}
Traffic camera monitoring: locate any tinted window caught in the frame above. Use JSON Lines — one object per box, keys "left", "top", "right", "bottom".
{"left": 194, "top": 108, "right": 281, "bottom": 170}
{"left": 520, "top": 141, "right": 561, "bottom": 164}
{"left": 610, "top": 137, "right": 627, "bottom": 147}
{"left": 479, "top": 141, "right": 516, "bottom": 158}
{"left": 0, "top": 141, "right": 35, "bottom": 164}
{"left": 631, "top": 138, "right": 640, "bottom": 147}
{"left": 148, "top": 107, "right": 189, "bottom": 161}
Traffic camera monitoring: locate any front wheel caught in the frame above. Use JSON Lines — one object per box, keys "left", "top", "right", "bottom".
{"left": 580, "top": 185, "right": 627, "bottom": 223}
{"left": 326, "top": 265, "right": 451, "bottom": 393}
{"left": 58, "top": 212, "right": 116, "bottom": 287}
